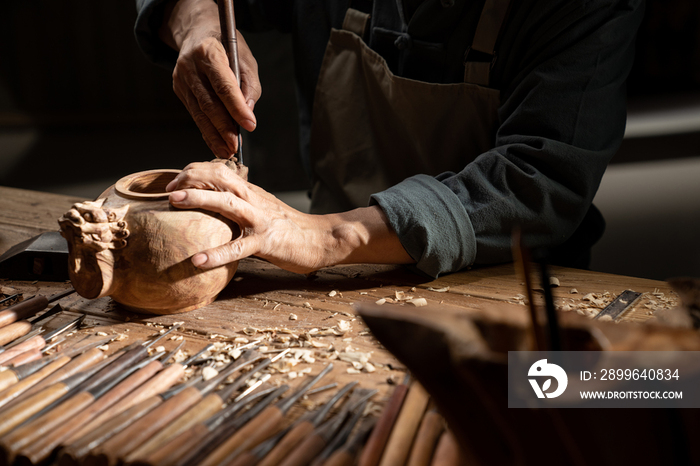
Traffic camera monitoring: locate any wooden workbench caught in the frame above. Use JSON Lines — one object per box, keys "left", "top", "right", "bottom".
{"left": 0, "top": 185, "right": 680, "bottom": 405}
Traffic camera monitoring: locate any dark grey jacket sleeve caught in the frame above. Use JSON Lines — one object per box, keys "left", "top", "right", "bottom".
{"left": 371, "top": 0, "right": 644, "bottom": 278}
{"left": 134, "top": 0, "right": 179, "bottom": 68}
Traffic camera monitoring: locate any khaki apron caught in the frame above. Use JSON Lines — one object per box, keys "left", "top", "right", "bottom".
{"left": 308, "top": 0, "right": 511, "bottom": 214}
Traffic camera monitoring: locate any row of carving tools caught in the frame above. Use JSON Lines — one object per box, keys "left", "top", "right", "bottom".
{"left": 0, "top": 292, "right": 461, "bottom": 466}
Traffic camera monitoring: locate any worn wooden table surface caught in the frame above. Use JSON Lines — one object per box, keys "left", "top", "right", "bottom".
{"left": 0, "top": 185, "right": 680, "bottom": 406}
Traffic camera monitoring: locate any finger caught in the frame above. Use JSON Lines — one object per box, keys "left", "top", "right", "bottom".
{"left": 192, "top": 235, "right": 260, "bottom": 269}
{"left": 200, "top": 42, "right": 257, "bottom": 132}
{"left": 169, "top": 188, "right": 256, "bottom": 225}
{"left": 167, "top": 164, "right": 249, "bottom": 198}
{"left": 236, "top": 33, "right": 262, "bottom": 110}
{"left": 174, "top": 78, "right": 235, "bottom": 158}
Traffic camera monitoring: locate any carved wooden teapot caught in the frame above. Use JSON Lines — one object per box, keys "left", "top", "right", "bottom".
{"left": 58, "top": 164, "right": 244, "bottom": 314}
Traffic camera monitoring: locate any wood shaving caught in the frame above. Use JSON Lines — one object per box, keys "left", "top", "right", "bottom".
{"left": 407, "top": 298, "right": 427, "bottom": 307}
{"left": 202, "top": 366, "right": 218, "bottom": 381}
{"left": 428, "top": 286, "right": 450, "bottom": 292}
{"left": 96, "top": 332, "right": 108, "bottom": 337}
{"left": 328, "top": 290, "right": 337, "bottom": 297}
{"left": 155, "top": 345, "right": 166, "bottom": 353}
{"left": 289, "top": 314, "right": 298, "bottom": 321}
{"left": 347, "top": 368, "right": 362, "bottom": 374}
{"left": 98, "top": 345, "right": 109, "bottom": 351}
{"left": 570, "top": 288, "right": 578, "bottom": 294}
{"left": 303, "top": 302, "right": 313, "bottom": 309}
{"left": 337, "top": 320, "right": 352, "bottom": 332}
{"left": 549, "top": 277, "right": 560, "bottom": 287}
{"left": 375, "top": 298, "right": 386, "bottom": 305}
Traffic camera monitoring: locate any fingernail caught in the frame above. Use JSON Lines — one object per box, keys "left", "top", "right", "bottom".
{"left": 170, "top": 191, "right": 187, "bottom": 202}
{"left": 247, "top": 99, "right": 255, "bottom": 110}
{"left": 192, "top": 253, "right": 208, "bottom": 267}
{"left": 241, "top": 119, "right": 256, "bottom": 132}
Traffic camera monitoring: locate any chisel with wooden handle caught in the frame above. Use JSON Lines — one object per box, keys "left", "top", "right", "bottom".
{"left": 406, "top": 407, "right": 444, "bottom": 466}
{"left": 127, "top": 355, "right": 273, "bottom": 463}
{"left": 255, "top": 381, "right": 357, "bottom": 466}
{"left": 0, "top": 343, "right": 148, "bottom": 464}
{"left": 321, "top": 418, "right": 376, "bottom": 466}
{"left": 90, "top": 352, "right": 263, "bottom": 466}
{"left": 358, "top": 375, "right": 410, "bottom": 466}
{"left": 0, "top": 313, "right": 84, "bottom": 366}
{"left": 168, "top": 386, "right": 289, "bottom": 466}
{"left": 277, "top": 389, "right": 377, "bottom": 466}
{"left": 62, "top": 342, "right": 203, "bottom": 446}
{"left": 309, "top": 400, "right": 369, "bottom": 466}
{"left": 378, "top": 382, "right": 430, "bottom": 466}
{"left": 14, "top": 351, "right": 166, "bottom": 465}
{"left": 200, "top": 363, "right": 334, "bottom": 466}
{"left": 0, "top": 289, "right": 74, "bottom": 330}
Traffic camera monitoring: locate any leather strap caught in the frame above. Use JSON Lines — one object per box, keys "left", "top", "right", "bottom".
{"left": 464, "top": 0, "right": 512, "bottom": 86}
{"left": 342, "top": 8, "right": 371, "bottom": 37}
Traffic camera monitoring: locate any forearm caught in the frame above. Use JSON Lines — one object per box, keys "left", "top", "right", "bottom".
{"left": 326, "top": 207, "right": 414, "bottom": 267}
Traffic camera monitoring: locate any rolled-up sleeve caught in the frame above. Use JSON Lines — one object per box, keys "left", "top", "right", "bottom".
{"left": 134, "top": 0, "right": 179, "bottom": 69}
{"left": 372, "top": 0, "right": 644, "bottom": 278}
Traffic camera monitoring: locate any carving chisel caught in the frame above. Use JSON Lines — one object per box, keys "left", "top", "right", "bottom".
{"left": 218, "top": 0, "right": 244, "bottom": 163}
{"left": 321, "top": 418, "right": 376, "bottom": 466}
{"left": 0, "top": 288, "right": 74, "bottom": 330}
{"left": 0, "top": 313, "right": 85, "bottom": 366}
{"left": 310, "top": 399, "right": 370, "bottom": 466}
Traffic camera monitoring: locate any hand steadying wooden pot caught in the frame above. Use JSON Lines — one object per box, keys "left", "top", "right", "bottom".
{"left": 58, "top": 163, "right": 245, "bottom": 314}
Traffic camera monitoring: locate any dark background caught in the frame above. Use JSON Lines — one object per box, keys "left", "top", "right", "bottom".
{"left": 0, "top": 0, "right": 698, "bottom": 281}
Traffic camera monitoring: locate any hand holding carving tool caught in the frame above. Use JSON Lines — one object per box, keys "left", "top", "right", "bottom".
{"left": 0, "top": 288, "right": 74, "bottom": 330}
{"left": 255, "top": 381, "right": 358, "bottom": 466}
{"left": 276, "top": 389, "right": 378, "bottom": 466}
{"left": 358, "top": 374, "right": 410, "bottom": 466}
{"left": 0, "top": 313, "right": 85, "bottom": 366}
{"left": 91, "top": 351, "right": 263, "bottom": 465}
{"left": 201, "top": 363, "right": 335, "bottom": 466}
{"left": 15, "top": 352, "right": 165, "bottom": 465}
{"left": 218, "top": 0, "right": 244, "bottom": 164}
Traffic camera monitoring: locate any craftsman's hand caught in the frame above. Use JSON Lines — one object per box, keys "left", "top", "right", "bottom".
{"left": 166, "top": 162, "right": 415, "bottom": 274}
{"left": 159, "top": 0, "right": 259, "bottom": 158}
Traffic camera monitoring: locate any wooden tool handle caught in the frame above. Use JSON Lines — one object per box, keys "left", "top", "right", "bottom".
{"left": 201, "top": 406, "right": 282, "bottom": 466}
{"left": 0, "top": 320, "right": 32, "bottom": 347}
{"left": 143, "top": 422, "right": 210, "bottom": 466}
{"left": 66, "top": 361, "right": 182, "bottom": 444}
{"left": 430, "top": 430, "right": 462, "bottom": 466}
{"left": 20, "top": 360, "right": 164, "bottom": 465}
{"left": 96, "top": 387, "right": 201, "bottom": 462}
{"left": 60, "top": 396, "right": 163, "bottom": 464}
{"left": 358, "top": 383, "right": 409, "bottom": 466}
{"left": 0, "top": 296, "right": 48, "bottom": 329}
{"left": 0, "top": 355, "right": 70, "bottom": 410}
{"left": 0, "top": 369, "right": 18, "bottom": 392}
{"left": 16, "top": 347, "right": 103, "bottom": 402}
{"left": 126, "top": 392, "right": 223, "bottom": 462}
{"left": 0, "top": 391, "right": 93, "bottom": 464}
{"left": 378, "top": 382, "right": 430, "bottom": 466}
{"left": 322, "top": 450, "right": 355, "bottom": 466}
{"left": 257, "top": 421, "right": 314, "bottom": 466}
{"left": 0, "top": 383, "right": 69, "bottom": 437}
{"left": 0, "top": 334, "right": 44, "bottom": 366}
{"left": 228, "top": 451, "right": 260, "bottom": 466}
{"left": 406, "top": 410, "right": 444, "bottom": 466}
{"left": 4, "top": 348, "right": 42, "bottom": 366}
{"left": 277, "top": 433, "right": 327, "bottom": 466}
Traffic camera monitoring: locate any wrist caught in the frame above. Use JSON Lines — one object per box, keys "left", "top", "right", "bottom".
{"left": 159, "top": 0, "right": 220, "bottom": 51}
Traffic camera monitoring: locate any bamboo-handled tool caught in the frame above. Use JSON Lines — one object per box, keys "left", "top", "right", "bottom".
{"left": 59, "top": 375, "right": 203, "bottom": 466}
{"left": 90, "top": 351, "right": 264, "bottom": 466}
{"left": 276, "top": 389, "right": 377, "bottom": 466}
{"left": 0, "top": 342, "right": 149, "bottom": 464}
{"left": 200, "top": 363, "right": 335, "bottom": 466}
{"left": 217, "top": 0, "right": 244, "bottom": 163}
{"left": 125, "top": 354, "right": 273, "bottom": 463}
{"left": 321, "top": 418, "right": 376, "bottom": 466}
{"left": 309, "top": 399, "right": 370, "bottom": 466}
{"left": 377, "top": 382, "right": 430, "bottom": 466}
{"left": 0, "top": 349, "right": 116, "bottom": 437}
{"left": 14, "top": 352, "right": 166, "bottom": 465}
{"left": 63, "top": 343, "right": 211, "bottom": 446}
{"left": 0, "top": 288, "right": 74, "bottom": 330}
{"left": 169, "top": 385, "right": 290, "bottom": 466}
{"left": 405, "top": 407, "right": 444, "bottom": 466}
{"left": 255, "top": 381, "right": 358, "bottom": 466}
{"left": 357, "top": 375, "right": 410, "bottom": 466}
{"left": 0, "top": 312, "right": 85, "bottom": 366}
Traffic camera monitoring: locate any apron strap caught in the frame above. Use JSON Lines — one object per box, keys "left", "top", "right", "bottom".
{"left": 342, "top": 8, "right": 371, "bottom": 37}
{"left": 464, "top": 0, "right": 512, "bottom": 86}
